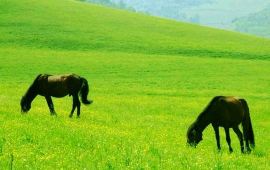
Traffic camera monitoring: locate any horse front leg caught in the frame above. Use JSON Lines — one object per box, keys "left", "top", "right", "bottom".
{"left": 212, "top": 124, "right": 221, "bottom": 151}
{"left": 45, "top": 96, "right": 56, "bottom": 115}
{"left": 69, "top": 95, "right": 77, "bottom": 118}
{"left": 224, "top": 127, "right": 233, "bottom": 153}
{"left": 233, "top": 126, "right": 244, "bottom": 153}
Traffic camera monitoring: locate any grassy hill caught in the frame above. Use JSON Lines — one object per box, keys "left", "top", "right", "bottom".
{"left": 0, "top": 0, "right": 270, "bottom": 169}
{"left": 1, "top": 0, "right": 270, "bottom": 59}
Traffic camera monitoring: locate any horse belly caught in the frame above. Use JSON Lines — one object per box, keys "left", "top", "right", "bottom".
{"left": 217, "top": 120, "right": 242, "bottom": 128}
{"left": 46, "top": 79, "right": 70, "bottom": 97}
{"left": 50, "top": 92, "right": 69, "bottom": 98}
{"left": 48, "top": 86, "right": 69, "bottom": 97}
{"left": 214, "top": 105, "right": 244, "bottom": 128}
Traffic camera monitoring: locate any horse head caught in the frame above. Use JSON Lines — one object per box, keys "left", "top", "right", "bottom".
{"left": 187, "top": 124, "right": 203, "bottom": 147}
{"left": 20, "top": 96, "right": 31, "bottom": 113}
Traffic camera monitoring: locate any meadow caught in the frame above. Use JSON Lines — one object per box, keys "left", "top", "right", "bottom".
{"left": 0, "top": 0, "right": 270, "bottom": 169}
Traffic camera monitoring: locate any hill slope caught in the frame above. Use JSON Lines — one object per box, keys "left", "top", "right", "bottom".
{"left": 64, "top": 0, "right": 270, "bottom": 38}
{"left": 1, "top": 0, "right": 270, "bottom": 59}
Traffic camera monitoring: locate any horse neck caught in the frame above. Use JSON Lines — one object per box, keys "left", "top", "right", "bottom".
{"left": 24, "top": 84, "right": 38, "bottom": 104}
{"left": 195, "top": 111, "right": 212, "bottom": 133}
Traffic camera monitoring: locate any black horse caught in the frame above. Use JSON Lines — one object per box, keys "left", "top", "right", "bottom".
{"left": 187, "top": 96, "right": 255, "bottom": 153}
{"left": 20, "top": 74, "right": 93, "bottom": 117}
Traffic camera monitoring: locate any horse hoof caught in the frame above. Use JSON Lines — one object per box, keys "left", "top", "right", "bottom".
{"left": 246, "top": 148, "right": 251, "bottom": 153}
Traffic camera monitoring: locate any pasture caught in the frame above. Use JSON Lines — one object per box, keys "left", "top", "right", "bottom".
{"left": 1, "top": 0, "right": 270, "bottom": 169}
{"left": 1, "top": 48, "right": 270, "bottom": 169}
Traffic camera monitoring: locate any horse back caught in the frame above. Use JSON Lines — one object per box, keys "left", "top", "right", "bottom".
{"left": 37, "top": 74, "right": 82, "bottom": 97}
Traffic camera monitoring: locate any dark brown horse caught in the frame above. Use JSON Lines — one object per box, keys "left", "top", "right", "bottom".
{"left": 187, "top": 96, "right": 255, "bottom": 153}
{"left": 20, "top": 74, "right": 93, "bottom": 117}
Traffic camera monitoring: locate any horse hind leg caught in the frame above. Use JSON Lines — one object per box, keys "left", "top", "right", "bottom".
{"left": 69, "top": 95, "right": 77, "bottom": 118}
{"left": 45, "top": 96, "right": 56, "bottom": 116}
{"left": 233, "top": 126, "right": 244, "bottom": 153}
{"left": 242, "top": 121, "right": 251, "bottom": 153}
{"left": 224, "top": 127, "right": 233, "bottom": 153}
{"left": 76, "top": 95, "right": 81, "bottom": 118}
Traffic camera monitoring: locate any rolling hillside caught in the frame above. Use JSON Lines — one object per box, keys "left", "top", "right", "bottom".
{"left": 83, "top": 0, "right": 270, "bottom": 37}
{"left": 1, "top": 0, "right": 270, "bottom": 59}
{"left": 1, "top": 0, "right": 270, "bottom": 169}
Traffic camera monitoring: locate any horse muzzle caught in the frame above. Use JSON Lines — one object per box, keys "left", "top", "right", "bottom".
{"left": 21, "top": 108, "right": 28, "bottom": 114}
{"left": 187, "top": 141, "right": 197, "bottom": 148}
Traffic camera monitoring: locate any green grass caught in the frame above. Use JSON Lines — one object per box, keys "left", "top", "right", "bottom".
{"left": 0, "top": 0, "right": 270, "bottom": 169}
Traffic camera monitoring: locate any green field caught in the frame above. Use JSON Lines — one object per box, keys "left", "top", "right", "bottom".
{"left": 1, "top": 0, "right": 270, "bottom": 169}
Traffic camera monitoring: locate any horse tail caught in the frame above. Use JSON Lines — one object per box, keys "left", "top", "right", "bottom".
{"left": 240, "top": 99, "right": 255, "bottom": 148}
{"left": 79, "top": 77, "right": 93, "bottom": 105}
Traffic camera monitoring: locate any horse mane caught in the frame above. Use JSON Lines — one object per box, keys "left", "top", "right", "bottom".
{"left": 196, "top": 96, "right": 223, "bottom": 121}
{"left": 23, "top": 74, "right": 42, "bottom": 97}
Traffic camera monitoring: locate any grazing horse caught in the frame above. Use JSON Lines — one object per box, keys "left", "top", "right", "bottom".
{"left": 20, "top": 74, "right": 93, "bottom": 117}
{"left": 186, "top": 96, "right": 255, "bottom": 153}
